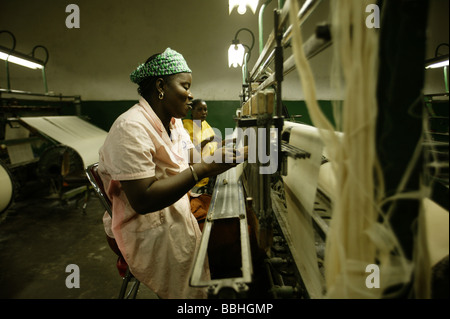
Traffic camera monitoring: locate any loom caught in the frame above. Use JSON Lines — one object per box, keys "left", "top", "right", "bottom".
{"left": 2, "top": 113, "right": 107, "bottom": 204}
{"left": 190, "top": 0, "right": 449, "bottom": 299}
{"left": 0, "top": 89, "right": 107, "bottom": 212}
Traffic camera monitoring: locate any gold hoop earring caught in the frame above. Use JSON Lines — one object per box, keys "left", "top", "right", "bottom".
{"left": 158, "top": 92, "right": 164, "bottom": 100}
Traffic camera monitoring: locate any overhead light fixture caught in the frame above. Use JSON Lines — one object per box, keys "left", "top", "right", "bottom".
{"left": 0, "top": 30, "right": 49, "bottom": 92}
{"left": 0, "top": 45, "right": 45, "bottom": 69}
{"left": 229, "top": 0, "right": 259, "bottom": 15}
{"left": 425, "top": 54, "right": 449, "bottom": 69}
{"left": 228, "top": 28, "right": 255, "bottom": 68}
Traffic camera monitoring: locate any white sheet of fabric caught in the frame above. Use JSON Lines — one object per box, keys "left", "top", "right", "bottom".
{"left": 283, "top": 121, "right": 324, "bottom": 216}
{"left": 19, "top": 116, "right": 107, "bottom": 167}
{"left": 281, "top": 121, "right": 326, "bottom": 298}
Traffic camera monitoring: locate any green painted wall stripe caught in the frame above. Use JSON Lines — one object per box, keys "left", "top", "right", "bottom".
{"left": 80, "top": 100, "right": 337, "bottom": 135}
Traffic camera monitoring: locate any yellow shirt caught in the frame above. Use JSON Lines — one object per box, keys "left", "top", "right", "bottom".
{"left": 183, "top": 119, "right": 218, "bottom": 187}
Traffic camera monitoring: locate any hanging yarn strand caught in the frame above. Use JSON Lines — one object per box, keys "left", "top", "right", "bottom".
{"left": 326, "top": 0, "right": 381, "bottom": 298}
{"left": 288, "top": 0, "right": 419, "bottom": 298}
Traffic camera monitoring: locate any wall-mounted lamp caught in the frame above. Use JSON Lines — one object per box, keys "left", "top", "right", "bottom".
{"left": 425, "top": 43, "right": 449, "bottom": 69}
{"left": 229, "top": 0, "right": 259, "bottom": 15}
{"left": 425, "top": 43, "right": 449, "bottom": 93}
{"left": 228, "top": 28, "right": 255, "bottom": 86}
{"left": 228, "top": 28, "right": 255, "bottom": 68}
{"left": 228, "top": 41, "right": 246, "bottom": 68}
{"left": 425, "top": 54, "right": 449, "bottom": 69}
{"left": 0, "top": 30, "right": 49, "bottom": 92}
{"left": 0, "top": 45, "right": 48, "bottom": 70}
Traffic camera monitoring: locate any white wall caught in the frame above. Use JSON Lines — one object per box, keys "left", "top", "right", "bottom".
{"left": 0, "top": 0, "right": 277, "bottom": 100}
{"left": 0, "top": 0, "right": 447, "bottom": 101}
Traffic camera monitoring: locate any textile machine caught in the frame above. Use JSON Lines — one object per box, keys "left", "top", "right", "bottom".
{"left": 190, "top": 0, "right": 449, "bottom": 299}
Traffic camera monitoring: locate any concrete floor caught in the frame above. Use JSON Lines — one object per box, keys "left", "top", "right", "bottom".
{"left": 2, "top": 180, "right": 447, "bottom": 301}
{"left": 0, "top": 183, "right": 157, "bottom": 299}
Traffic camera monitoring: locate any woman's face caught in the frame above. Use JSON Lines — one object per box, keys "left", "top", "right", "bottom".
{"left": 162, "top": 72, "right": 194, "bottom": 119}
{"left": 191, "top": 101, "right": 208, "bottom": 121}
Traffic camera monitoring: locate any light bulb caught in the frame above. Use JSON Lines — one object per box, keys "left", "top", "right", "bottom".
{"left": 228, "top": 44, "right": 245, "bottom": 68}
{"left": 237, "top": 4, "right": 247, "bottom": 14}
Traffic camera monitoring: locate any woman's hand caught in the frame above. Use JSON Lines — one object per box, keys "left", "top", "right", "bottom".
{"left": 121, "top": 145, "right": 248, "bottom": 215}
{"left": 221, "top": 137, "right": 236, "bottom": 147}
{"left": 200, "top": 135, "right": 215, "bottom": 150}
{"left": 198, "top": 145, "right": 248, "bottom": 177}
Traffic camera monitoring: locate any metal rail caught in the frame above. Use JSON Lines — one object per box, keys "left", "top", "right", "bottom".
{"left": 189, "top": 167, "right": 253, "bottom": 297}
{"left": 249, "top": 0, "right": 324, "bottom": 83}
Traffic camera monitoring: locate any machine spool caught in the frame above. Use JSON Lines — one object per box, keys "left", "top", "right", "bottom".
{"left": 0, "top": 160, "right": 15, "bottom": 214}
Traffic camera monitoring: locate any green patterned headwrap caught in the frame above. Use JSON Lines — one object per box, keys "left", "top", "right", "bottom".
{"left": 130, "top": 48, "right": 192, "bottom": 84}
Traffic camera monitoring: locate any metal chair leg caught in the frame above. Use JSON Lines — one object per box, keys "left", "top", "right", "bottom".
{"left": 118, "top": 266, "right": 140, "bottom": 299}
{"left": 118, "top": 267, "right": 133, "bottom": 299}
{"left": 126, "top": 280, "right": 140, "bottom": 299}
